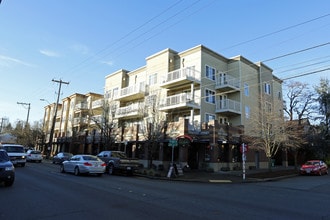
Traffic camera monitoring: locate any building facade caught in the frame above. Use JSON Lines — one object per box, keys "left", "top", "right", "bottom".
{"left": 40, "top": 45, "right": 284, "bottom": 171}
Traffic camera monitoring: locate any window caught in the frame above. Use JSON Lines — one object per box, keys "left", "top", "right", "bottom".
{"left": 244, "top": 83, "right": 249, "bottom": 96}
{"left": 149, "top": 73, "right": 157, "bottom": 85}
{"left": 219, "top": 117, "right": 228, "bottom": 124}
{"left": 205, "top": 113, "right": 215, "bottom": 122}
{"left": 264, "top": 83, "right": 271, "bottom": 95}
{"left": 245, "top": 105, "right": 250, "bottom": 119}
{"left": 206, "top": 65, "right": 215, "bottom": 80}
{"left": 104, "top": 90, "right": 111, "bottom": 99}
{"left": 113, "top": 88, "right": 118, "bottom": 98}
{"left": 205, "top": 89, "right": 215, "bottom": 104}
{"left": 278, "top": 91, "right": 282, "bottom": 100}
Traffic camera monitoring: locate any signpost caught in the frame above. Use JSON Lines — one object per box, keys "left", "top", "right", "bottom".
{"left": 240, "top": 143, "right": 248, "bottom": 181}
{"left": 167, "top": 139, "right": 178, "bottom": 178}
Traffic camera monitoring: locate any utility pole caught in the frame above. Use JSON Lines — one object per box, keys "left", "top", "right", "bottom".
{"left": 48, "top": 79, "right": 69, "bottom": 158}
{"left": 17, "top": 102, "right": 31, "bottom": 127}
{"left": 0, "top": 117, "right": 6, "bottom": 133}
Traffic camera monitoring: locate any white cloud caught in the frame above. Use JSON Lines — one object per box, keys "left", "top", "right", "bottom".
{"left": 0, "top": 54, "right": 34, "bottom": 67}
{"left": 39, "top": 49, "right": 60, "bottom": 57}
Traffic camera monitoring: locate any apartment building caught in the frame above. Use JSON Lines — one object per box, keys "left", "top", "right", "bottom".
{"left": 40, "top": 45, "right": 284, "bottom": 171}
{"left": 103, "top": 45, "right": 284, "bottom": 170}
{"left": 41, "top": 92, "right": 104, "bottom": 156}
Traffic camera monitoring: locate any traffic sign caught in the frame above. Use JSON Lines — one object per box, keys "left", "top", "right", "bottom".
{"left": 240, "top": 143, "right": 248, "bottom": 153}
{"left": 169, "top": 139, "right": 178, "bottom": 147}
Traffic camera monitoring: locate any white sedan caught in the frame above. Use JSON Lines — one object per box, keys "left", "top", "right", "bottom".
{"left": 26, "top": 150, "right": 43, "bottom": 163}
{"left": 60, "top": 155, "right": 106, "bottom": 176}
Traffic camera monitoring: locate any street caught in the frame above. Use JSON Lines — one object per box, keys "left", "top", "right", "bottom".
{"left": 1, "top": 161, "right": 330, "bottom": 220}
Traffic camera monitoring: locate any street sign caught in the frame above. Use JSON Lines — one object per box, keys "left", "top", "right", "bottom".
{"left": 240, "top": 143, "right": 248, "bottom": 153}
{"left": 169, "top": 139, "right": 178, "bottom": 147}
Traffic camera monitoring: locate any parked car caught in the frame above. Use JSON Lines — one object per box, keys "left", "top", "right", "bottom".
{"left": 60, "top": 155, "right": 106, "bottom": 176}
{"left": 300, "top": 160, "right": 328, "bottom": 175}
{"left": 0, "top": 149, "right": 15, "bottom": 187}
{"left": 97, "top": 151, "right": 141, "bottom": 175}
{"left": 0, "top": 144, "right": 26, "bottom": 167}
{"left": 26, "top": 150, "right": 43, "bottom": 163}
{"left": 52, "top": 152, "right": 73, "bottom": 164}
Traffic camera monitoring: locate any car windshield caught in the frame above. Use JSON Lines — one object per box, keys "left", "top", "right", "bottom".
{"left": 82, "top": 156, "right": 98, "bottom": 161}
{"left": 63, "top": 153, "right": 73, "bottom": 157}
{"left": 4, "top": 146, "right": 25, "bottom": 153}
{"left": 111, "top": 152, "right": 127, "bottom": 159}
{"left": 0, "top": 151, "right": 10, "bottom": 162}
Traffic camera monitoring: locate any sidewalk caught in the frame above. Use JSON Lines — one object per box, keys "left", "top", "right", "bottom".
{"left": 136, "top": 166, "right": 299, "bottom": 183}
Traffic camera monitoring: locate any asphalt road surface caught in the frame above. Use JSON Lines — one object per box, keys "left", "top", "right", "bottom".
{"left": 1, "top": 161, "right": 330, "bottom": 220}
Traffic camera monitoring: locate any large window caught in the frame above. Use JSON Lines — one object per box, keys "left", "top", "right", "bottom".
{"left": 205, "top": 113, "right": 215, "bottom": 122}
{"left": 205, "top": 89, "right": 215, "bottom": 104}
{"left": 244, "top": 83, "right": 249, "bottom": 96}
{"left": 149, "top": 73, "right": 157, "bottom": 85}
{"left": 113, "top": 87, "right": 119, "bottom": 98}
{"left": 264, "top": 83, "right": 271, "bottom": 95}
{"left": 206, "top": 65, "right": 215, "bottom": 80}
{"left": 245, "top": 105, "right": 250, "bottom": 119}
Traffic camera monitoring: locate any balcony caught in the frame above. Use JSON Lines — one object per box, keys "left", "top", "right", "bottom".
{"left": 160, "top": 66, "right": 200, "bottom": 89}
{"left": 115, "top": 103, "right": 143, "bottom": 119}
{"left": 92, "top": 99, "right": 104, "bottom": 109}
{"left": 73, "top": 117, "right": 88, "bottom": 126}
{"left": 115, "top": 83, "right": 146, "bottom": 101}
{"left": 216, "top": 99, "right": 241, "bottom": 115}
{"left": 215, "top": 75, "right": 240, "bottom": 92}
{"left": 159, "top": 93, "right": 200, "bottom": 112}
{"left": 75, "top": 102, "right": 88, "bottom": 111}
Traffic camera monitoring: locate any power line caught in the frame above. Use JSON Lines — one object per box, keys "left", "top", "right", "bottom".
{"left": 262, "top": 42, "right": 330, "bottom": 63}
{"left": 281, "top": 68, "right": 330, "bottom": 81}
{"left": 220, "top": 13, "right": 330, "bottom": 52}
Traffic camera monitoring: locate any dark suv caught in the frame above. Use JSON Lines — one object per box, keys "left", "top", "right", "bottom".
{"left": 0, "top": 149, "right": 15, "bottom": 187}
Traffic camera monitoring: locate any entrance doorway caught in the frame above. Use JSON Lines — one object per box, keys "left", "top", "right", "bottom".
{"left": 188, "top": 144, "right": 199, "bottom": 169}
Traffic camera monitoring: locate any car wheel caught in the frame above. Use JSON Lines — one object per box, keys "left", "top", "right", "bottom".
{"left": 21, "top": 163, "right": 25, "bottom": 167}
{"left": 319, "top": 170, "right": 322, "bottom": 176}
{"left": 108, "top": 164, "right": 114, "bottom": 175}
{"left": 74, "top": 167, "right": 80, "bottom": 176}
{"left": 97, "top": 173, "right": 103, "bottom": 177}
{"left": 4, "top": 179, "right": 14, "bottom": 187}
{"left": 60, "top": 165, "right": 65, "bottom": 173}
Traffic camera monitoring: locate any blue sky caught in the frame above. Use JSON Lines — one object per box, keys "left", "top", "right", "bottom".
{"left": 0, "top": 0, "right": 329, "bottom": 125}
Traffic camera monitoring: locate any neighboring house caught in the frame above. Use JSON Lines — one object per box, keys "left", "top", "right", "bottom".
{"left": 0, "top": 133, "right": 17, "bottom": 144}
{"left": 40, "top": 45, "right": 284, "bottom": 171}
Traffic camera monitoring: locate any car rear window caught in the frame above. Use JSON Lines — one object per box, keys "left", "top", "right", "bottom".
{"left": 82, "top": 156, "right": 98, "bottom": 161}
{"left": 31, "top": 151, "right": 41, "bottom": 154}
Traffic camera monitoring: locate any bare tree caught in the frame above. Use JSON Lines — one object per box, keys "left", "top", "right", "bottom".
{"left": 283, "top": 81, "right": 316, "bottom": 168}
{"left": 140, "top": 90, "right": 167, "bottom": 168}
{"left": 245, "top": 96, "right": 286, "bottom": 170}
{"left": 90, "top": 99, "right": 118, "bottom": 151}
{"left": 284, "top": 81, "right": 317, "bottom": 121}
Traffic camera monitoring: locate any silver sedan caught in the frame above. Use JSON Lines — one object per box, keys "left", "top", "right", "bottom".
{"left": 60, "top": 155, "right": 106, "bottom": 176}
